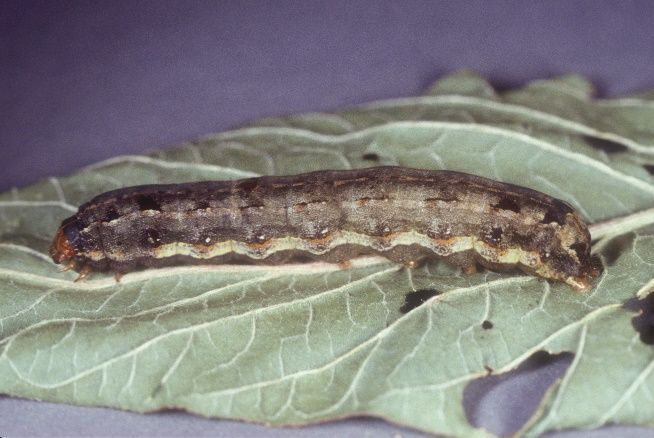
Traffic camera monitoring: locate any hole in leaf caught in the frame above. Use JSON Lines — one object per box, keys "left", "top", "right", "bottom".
{"left": 400, "top": 289, "right": 441, "bottom": 313}
{"left": 492, "top": 197, "right": 521, "bottom": 214}
{"left": 625, "top": 292, "right": 654, "bottom": 345}
{"left": 361, "top": 153, "right": 380, "bottom": 161}
{"left": 644, "top": 164, "right": 654, "bottom": 176}
{"left": 464, "top": 350, "right": 573, "bottom": 436}
{"left": 581, "top": 135, "right": 628, "bottom": 154}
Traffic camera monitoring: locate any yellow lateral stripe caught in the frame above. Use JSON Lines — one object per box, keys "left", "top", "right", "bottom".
{"left": 79, "top": 229, "right": 581, "bottom": 287}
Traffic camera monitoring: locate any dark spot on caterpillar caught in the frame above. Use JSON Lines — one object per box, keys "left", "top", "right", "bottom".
{"left": 236, "top": 178, "right": 261, "bottom": 204}
{"left": 238, "top": 178, "right": 259, "bottom": 195}
{"left": 135, "top": 195, "right": 161, "bottom": 212}
{"left": 239, "top": 204, "right": 264, "bottom": 210}
{"left": 430, "top": 223, "right": 453, "bottom": 239}
{"left": 400, "top": 288, "right": 441, "bottom": 313}
{"left": 254, "top": 232, "right": 268, "bottom": 242}
{"left": 493, "top": 196, "right": 521, "bottom": 214}
{"left": 511, "top": 232, "right": 533, "bottom": 248}
{"left": 569, "top": 241, "right": 588, "bottom": 259}
{"left": 541, "top": 208, "right": 566, "bottom": 226}
{"left": 644, "top": 164, "right": 654, "bottom": 176}
{"left": 548, "top": 251, "right": 577, "bottom": 275}
{"left": 195, "top": 200, "right": 210, "bottom": 210}
{"left": 144, "top": 229, "right": 162, "bottom": 247}
{"left": 374, "top": 223, "right": 393, "bottom": 236}
{"left": 362, "top": 152, "right": 380, "bottom": 161}
{"left": 104, "top": 207, "right": 120, "bottom": 222}
{"left": 601, "top": 233, "right": 633, "bottom": 266}
{"left": 356, "top": 196, "right": 390, "bottom": 206}
{"left": 624, "top": 292, "right": 654, "bottom": 345}
{"left": 581, "top": 135, "right": 628, "bottom": 154}
{"left": 482, "top": 320, "right": 493, "bottom": 330}
{"left": 424, "top": 194, "right": 460, "bottom": 205}
{"left": 482, "top": 227, "right": 502, "bottom": 245}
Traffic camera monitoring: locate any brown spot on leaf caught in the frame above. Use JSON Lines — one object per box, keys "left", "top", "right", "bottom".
{"left": 482, "top": 320, "right": 494, "bottom": 330}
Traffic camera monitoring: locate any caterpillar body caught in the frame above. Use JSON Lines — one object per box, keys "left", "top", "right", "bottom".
{"left": 50, "top": 166, "right": 595, "bottom": 290}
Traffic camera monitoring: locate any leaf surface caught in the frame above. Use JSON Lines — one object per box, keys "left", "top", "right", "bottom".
{"left": 1, "top": 73, "right": 653, "bottom": 437}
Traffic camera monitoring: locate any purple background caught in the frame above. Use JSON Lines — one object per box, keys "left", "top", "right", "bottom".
{"left": 2, "top": 1, "right": 653, "bottom": 436}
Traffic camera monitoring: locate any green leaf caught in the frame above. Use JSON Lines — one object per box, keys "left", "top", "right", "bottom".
{"left": 251, "top": 71, "right": 654, "bottom": 157}
{"left": 1, "top": 73, "right": 653, "bottom": 437}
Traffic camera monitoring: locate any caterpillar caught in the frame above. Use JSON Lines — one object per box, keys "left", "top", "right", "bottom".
{"left": 50, "top": 166, "right": 596, "bottom": 290}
